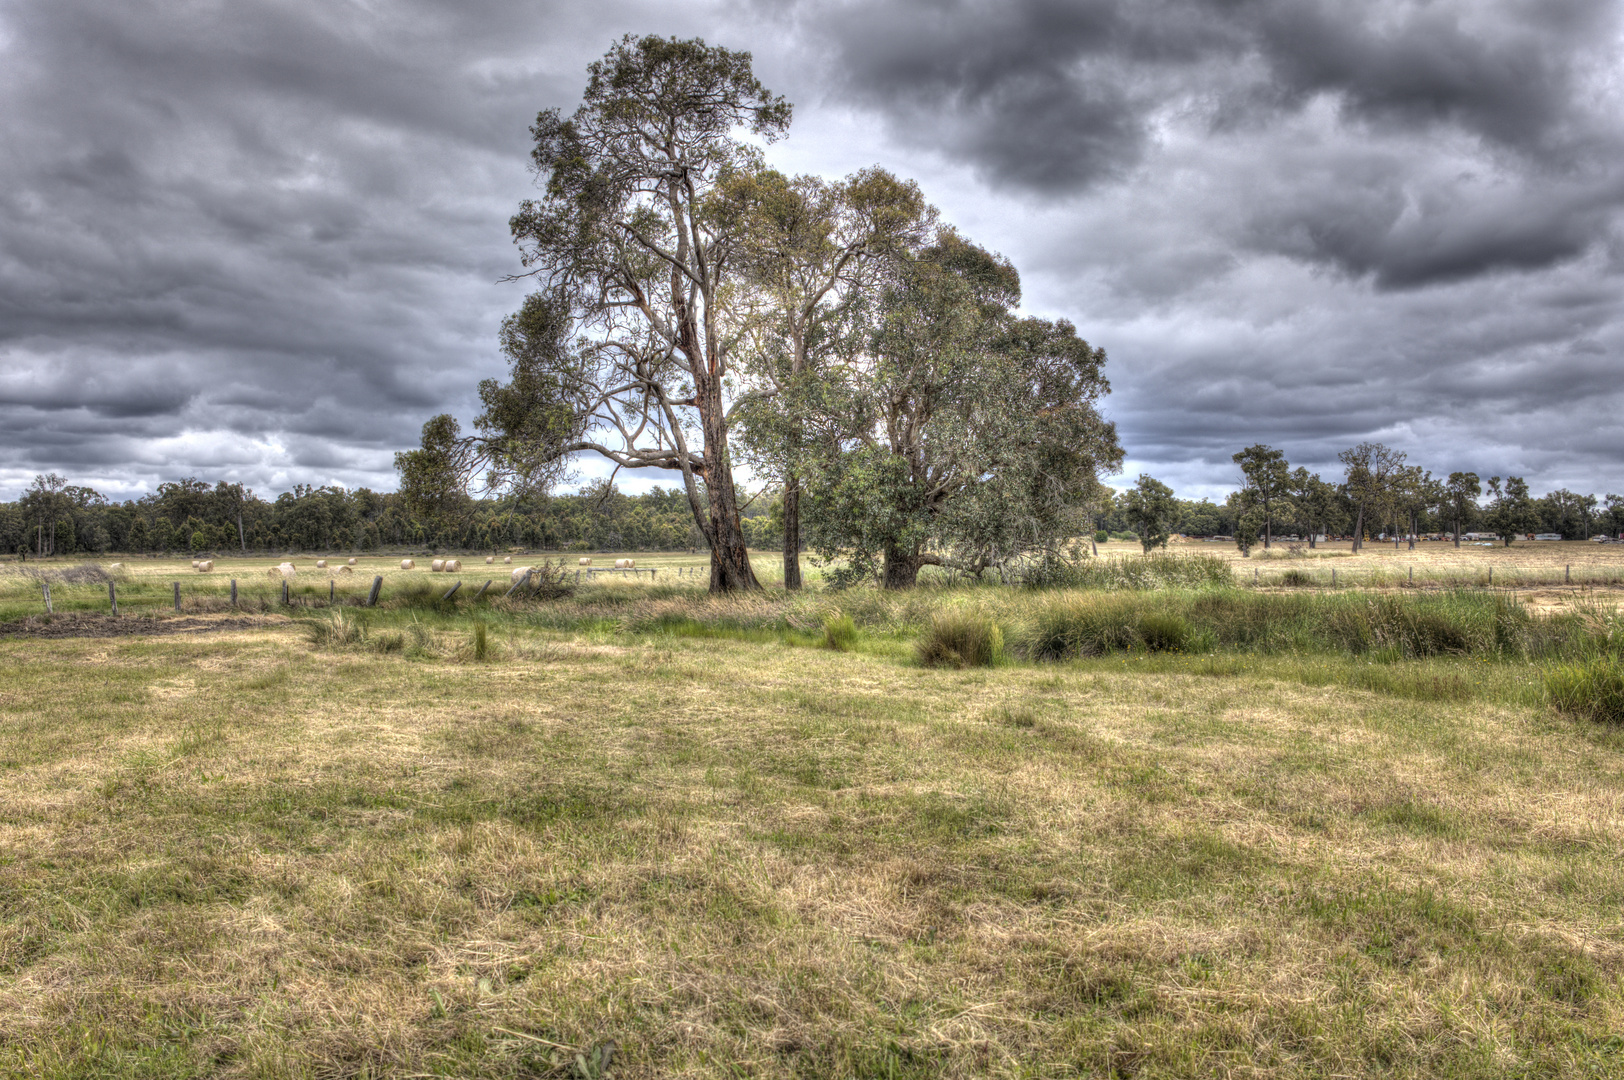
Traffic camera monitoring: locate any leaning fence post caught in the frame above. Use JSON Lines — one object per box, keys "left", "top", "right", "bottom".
{"left": 230, "top": 579, "right": 238, "bottom": 607}
{"left": 441, "top": 580, "right": 462, "bottom": 601}
{"left": 367, "top": 575, "right": 383, "bottom": 606}
{"left": 173, "top": 582, "right": 181, "bottom": 612}
{"left": 471, "top": 580, "right": 492, "bottom": 600}
{"left": 43, "top": 582, "right": 52, "bottom": 614}
{"left": 109, "top": 581, "right": 117, "bottom": 616}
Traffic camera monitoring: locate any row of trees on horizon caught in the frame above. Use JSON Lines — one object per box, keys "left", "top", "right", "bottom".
{"left": 1120, "top": 442, "right": 1624, "bottom": 554}
{"left": 5, "top": 451, "right": 1619, "bottom": 565}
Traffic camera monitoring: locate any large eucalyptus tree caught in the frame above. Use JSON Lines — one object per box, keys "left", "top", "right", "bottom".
{"left": 397, "top": 35, "right": 790, "bottom": 592}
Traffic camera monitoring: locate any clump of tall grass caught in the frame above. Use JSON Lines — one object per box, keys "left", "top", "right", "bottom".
{"left": 300, "top": 609, "right": 404, "bottom": 654}
{"left": 822, "top": 613, "right": 858, "bottom": 651}
{"left": 1545, "top": 659, "right": 1624, "bottom": 724}
{"left": 1280, "top": 568, "right": 1314, "bottom": 587}
{"left": 917, "top": 611, "right": 1003, "bottom": 668}
{"left": 1023, "top": 552, "right": 1233, "bottom": 591}
{"left": 1013, "top": 588, "right": 1592, "bottom": 662}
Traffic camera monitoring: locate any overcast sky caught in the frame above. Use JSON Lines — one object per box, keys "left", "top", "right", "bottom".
{"left": 2, "top": 0, "right": 1622, "bottom": 504}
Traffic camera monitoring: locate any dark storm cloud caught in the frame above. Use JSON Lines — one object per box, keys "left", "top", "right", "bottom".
{"left": 2, "top": 0, "right": 1622, "bottom": 504}
{"left": 0, "top": 0, "right": 681, "bottom": 499}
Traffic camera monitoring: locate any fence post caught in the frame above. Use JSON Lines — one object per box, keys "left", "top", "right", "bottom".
{"left": 43, "top": 582, "right": 52, "bottom": 614}
{"left": 1409, "top": 566, "right": 1413, "bottom": 583}
{"left": 1331, "top": 568, "right": 1336, "bottom": 587}
{"left": 329, "top": 580, "right": 335, "bottom": 604}
{"left": 281, "top": 580, "right": 289, "bottom": 606}
{"left": 109, "top": 581, "right": 117, "bottom": 616}
{"left": 1566, "top": 564, "right": 1571, "bottom": 584}
{"left": 441, "top": 580, "right": 462, "bottom": 601}
{"left": 1488, "top": 567, "right": 1493, "bottom": 586}
{"left": 230, "top": 579, "right": 238, "bottom": 607}
{"left": 1254, "top": 567, "right": 1258, "bottom": 585}
{"left": 471, "top": 580, "right": 492, "bottom": 600}
{"left": 173, "top": 582, "right": 181, "bottom": 612}
{"left": 367, "top": 575, "right": 383, "bottom": 606}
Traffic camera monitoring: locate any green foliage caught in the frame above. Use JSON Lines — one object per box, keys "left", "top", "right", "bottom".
{"left": 917, "top": 611, "right": 1003, "bottom": 668}
{"left": 1546, "top": 659, "right": 1624, "bottom": 724}
{"left": 473, "top": 622, "right": 489, "bottom": 662}
{"left": 1281, "top": 568, "right": 1314, "bottom": 586}
{"left": 1094, "top": 529, "right": 1109, "bottom": 543}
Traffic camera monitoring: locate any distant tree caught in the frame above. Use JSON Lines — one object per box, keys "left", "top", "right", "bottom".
{"left": 1444, "top": 472, "right": 1481, "bottom": 547}
{"left": 1602, "top": 494, "right": 1624, "bottom": 539}
{"left": 1338, "top": 443, "right": 1405, "bottom": 551}
{"left": 1286, "top": 467, "right": 1340, "bottom": 548}
{"left": 1232, "top": 445, "right": 1291, "bottom": 549}
{"left": 1121, "top": 474, "right": 1177, "bottom": 553}
{"left": 1484, "top": 476, "right": 1536, "bottom": 546}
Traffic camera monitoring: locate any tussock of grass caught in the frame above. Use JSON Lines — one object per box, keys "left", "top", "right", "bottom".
{"left": 822, "top": 612, "right": 858, "bottom": 651}
{"left": 1546, "top": 658, "right": 1624, "bottom": 723}
{"left": 916, "top": 610, "right": 1003, "bottom": 667}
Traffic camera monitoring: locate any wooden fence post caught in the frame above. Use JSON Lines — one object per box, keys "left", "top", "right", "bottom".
{"left": 471, "top": 580, "right": 492, "bottom": 601}
{"left": 43, "top": 582, "right": 52, "bottom": 614}
{"left": 230, "top": 579, "right": 238, "bottom": 607}
{"left": 109, "top": 581, "right": 117, "bottom": 616}
{"left": 281, "top": 580, "right": 289, "bottom": 606}
{"left": 1331, "top": 568, "right": 1336, "bottom": 587}
{"left": 1488, "top": 567, "right": 1493, "bottom": 586}
{"left": 173, "top": 582, "right": 181, "bottom": 612}
{"left": 329, "top": 580, "right": 335, "bottom": 603}
{"left": 442, "top": 580, "right": 462, "bottom": 601}
{"left": 367, "top": 576, "right": 383, "bottom": 606}
{"left": 1566, "top": 564, "right": 1571, "bottom": 584}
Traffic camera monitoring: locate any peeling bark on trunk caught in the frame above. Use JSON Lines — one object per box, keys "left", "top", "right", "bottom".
{"left": 882, "top": 542, "right": 922, "bottom": 590}
{"left": 782, "top": 474, "right": 802, "bottom": 591}
{"left": 697, "top": 389, "right": 761, "bottom": 593}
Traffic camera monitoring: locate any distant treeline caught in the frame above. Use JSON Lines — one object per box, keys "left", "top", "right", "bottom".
{"left": 1, "top": 475, "right": 778, "bottom": 558}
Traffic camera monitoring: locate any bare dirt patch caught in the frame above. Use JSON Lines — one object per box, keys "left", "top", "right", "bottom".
{"left": 0, "top": 611, "right": 291, "bottom": 638}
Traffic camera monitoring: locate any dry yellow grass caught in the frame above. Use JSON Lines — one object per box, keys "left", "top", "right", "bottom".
{"left": 1, "top": 615, "right": 1622, "bottom": 1077}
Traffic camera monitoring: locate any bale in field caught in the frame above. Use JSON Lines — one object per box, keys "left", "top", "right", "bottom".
{"left": 486, "top": 556, "right": 494, "bottom": 564}
{"left": 347, "top": 557, "right": 356, "bottom": 565}
{"left": 337, "top": 565, "right": 353, "bottom": 574}
{"left": 191, "top": 559, "right": 201, "bottom": 569}
{"left": 431, "top": 559, "right": 445, "bottom": 572}
{"left": 316, "top": 559, "right": 327, "bottom": 568}
{"left": 196, "top": 560, "right": 213, "bottom": 572}
{"left": 503, "top": 556, "right": 512, "bottom": 564}
{"left": 109, "top": 563, "right": 122, "bottom": 571}
{"left": 579, "top": 557, "right": 592, "bottom": 566}
{"left": 614, "top": 558, "right": 636, "bottom": 569}
{"left": 511, "top": 566, "right": 532, "bottom": 584}
{"left": 400, "top": 558, "right": 415, "bottom": 570}
{"left": 444, "top": 558, "right": 461, "bottom": 572}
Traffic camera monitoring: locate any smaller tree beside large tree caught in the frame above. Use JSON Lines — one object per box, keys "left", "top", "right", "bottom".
{"left": 1121, "top": 474, "right": 1177, "bottom": 553}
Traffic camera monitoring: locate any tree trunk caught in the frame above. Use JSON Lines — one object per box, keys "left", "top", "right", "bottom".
{"left": 782, "top": 473, "right": 802, "bottom": 591}
{"left": 882, "top": 542, "right": 922, "bottom": 590}
{"left": 1352, "top": 508, "right": 1364, "bottom": 551}
{"left": 1453, "top": 517, "right": 1461, "bottom": 548}
{"left": 697, "top": 396, "right": 762, "bottom": 593}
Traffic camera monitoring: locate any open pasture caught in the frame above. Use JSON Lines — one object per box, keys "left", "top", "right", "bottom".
{"left": 2, "top": 566, "right": 1624, "bottom": 1078}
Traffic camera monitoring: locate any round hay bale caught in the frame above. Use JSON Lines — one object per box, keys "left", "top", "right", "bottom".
{"left": 197, "top": 560, "right": 214, "bottom": 572}
{"left": 510, "top": 566, "right": 532, "bottom": 584}
{"left": 348, "top": 557, "right": 357, "bottom": 565}
{"left": 431, "top": 559, "right": 445, "bottom": 572}
{"left": 444, "top": 559, "right": 461, "bottom": 573}
{"left": 579, "top": 557, "right": 592, "bottom": 566}
{"left": 337, "top": 565, "right": 353, "bottom": 574}
{"left": 316, "top": 559, "right": 327, "bottom": 568}
{"left": 400, "top": 558, "right": 415, "bottom": 570}
{"left": 503, "top": 556, "right": 512, "bottom": 564}
{"left": 485, "top": 556, "right": 494, "bottom": 564}
{"left": 277, "top": 563, "right": 296, "bottom": 579}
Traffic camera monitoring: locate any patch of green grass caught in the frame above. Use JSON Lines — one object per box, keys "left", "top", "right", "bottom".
{"left": 1546, "top": 657, "right": 1624, "bottom": 723}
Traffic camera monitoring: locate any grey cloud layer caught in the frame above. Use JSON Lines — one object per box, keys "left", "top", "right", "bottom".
{"left": 1, "top": 0, "right": 1621, "bottom": 503}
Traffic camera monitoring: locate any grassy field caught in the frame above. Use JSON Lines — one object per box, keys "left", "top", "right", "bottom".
{"left": 3, "top": 555, "right": 1624, "bottom": 1078}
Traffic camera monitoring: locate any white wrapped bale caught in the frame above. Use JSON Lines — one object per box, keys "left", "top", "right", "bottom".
{"left": 277, "top": 562, "right": 296, "bottom": 579}
{"left": 510, "top": 566, "right": 532, "bottom": 584}
{"left": 196, "top": 560, "right": 214, "bottom": 572}
{"left": 485, "top": 556, "right": 494, "bottom": 564}
{"left": 579, "top": 557, "right": 592, "bottom": 566}
{"left": 109, "top": 563, "right": 122, "bottom": 570}
{"left": 347, "top": 557, "right": 356, "bottom": 565}
{"left": 614, "top": 558, "right": 636, "bottom": 569}
{"left": 316, "top": 559, "right": 327, "bottom": 568}
{"left": 503, "top": 556, "right": 512, "bottom": 564}
{"left": 400, "top": 558, "right": 415, "bottom": 570}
